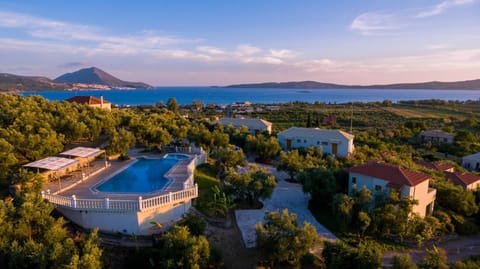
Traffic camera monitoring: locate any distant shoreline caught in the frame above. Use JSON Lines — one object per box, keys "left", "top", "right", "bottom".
{"left": 224, "top": 79, "right": 480, "bottom": 90}
{"left": 20, "top": 87, "right": 480, "bottom": 106}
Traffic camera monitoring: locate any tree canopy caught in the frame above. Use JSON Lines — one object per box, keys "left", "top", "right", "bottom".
{"left": 255, "top": 209, "right": 318, "bottom": 267}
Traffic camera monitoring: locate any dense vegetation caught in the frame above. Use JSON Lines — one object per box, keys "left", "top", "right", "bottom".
{"left": 2, "top": 94, "right": 480, "bottom": 268}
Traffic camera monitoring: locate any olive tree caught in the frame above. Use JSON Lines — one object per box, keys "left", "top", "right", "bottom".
{"left": 255, "top": 209, "right": 318, "bottom": 267}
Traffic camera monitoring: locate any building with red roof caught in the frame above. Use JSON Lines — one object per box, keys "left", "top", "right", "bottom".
{"left": 444, "top": 172, "right": 480, "bottom": 190}
{"left": 66, "top": 96, "right": 111, "bottom": 111}
{"left": 414, "top": 160, "right": 455, "bottom": 172}
{"left": 348, "top": 161, "right": 436, "bottom": 217}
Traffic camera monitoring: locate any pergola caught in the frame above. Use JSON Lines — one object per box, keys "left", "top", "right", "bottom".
{"left": 60, "top": 147, "right": 105, "bottom": 159}
{"left": 23, "top": 157, "right": 80, "bottom": 172}
{"left": 24, "top": 147, "right": 107, "bottom": 192}
{"left": 24, "top": 157, "right": 80, "bottom": 191}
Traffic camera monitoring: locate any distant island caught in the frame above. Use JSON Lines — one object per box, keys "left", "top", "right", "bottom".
{"left": 0, "top": 67, "right": 153, "bottom": 92}
{"left": 225, "top": 79, "right": 480, "bottom": 90}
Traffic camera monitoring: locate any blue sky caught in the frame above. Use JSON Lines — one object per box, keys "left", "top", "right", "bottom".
{"left": 0, "top": 0, "right": 479, "bottom": 86}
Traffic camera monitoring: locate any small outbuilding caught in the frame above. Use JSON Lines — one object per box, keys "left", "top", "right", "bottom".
{"left": 419, "top": 130, "right": 455, "bottom": 144}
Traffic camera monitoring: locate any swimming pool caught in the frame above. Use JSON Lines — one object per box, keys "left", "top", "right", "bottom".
{"left": 165, "top": 153, "right": 191, "bottom": 160}
{"left": 95, "top": 157, "right": 177, "bottom": 193}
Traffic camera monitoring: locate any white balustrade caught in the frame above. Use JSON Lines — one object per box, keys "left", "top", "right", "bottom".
{"left": 41, "top": 150, "right": 205, "bottom": 213}
{"left": 42, "top": 184, "right": 198, "bottom": 212}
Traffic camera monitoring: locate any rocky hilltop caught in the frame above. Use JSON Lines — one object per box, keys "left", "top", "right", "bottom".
{"left": 0, "top": 73, "right": 70, "bottom": 92}
{"left": 0, "top": 67, "right": 153, "bottom": 92}
{"left": 54, "top": 67, "right": 153, "bottom": 89}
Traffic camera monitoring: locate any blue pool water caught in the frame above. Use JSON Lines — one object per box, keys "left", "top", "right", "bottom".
{"left": 96, "top": 157, "right": 178, "bottom": 193}
{"left": 165, "top": 153, "right": 191, "bottom": 160}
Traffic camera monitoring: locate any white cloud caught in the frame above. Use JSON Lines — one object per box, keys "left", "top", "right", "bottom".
{"left": 425, "top": 43, "right": 449, "bottom": 50}
{"left": 417, "top": 0, "right": 475, "bottom": 18}
{"left": 243, "top": 57, "right": 284, "bottom": 65}
{"left": 350, "top": 12, "right": 399, "bottom": 35}
{"left": 197, "top": 46, "right": 225, "bottom": 55}
{"left": 235, "top": 44, "right": 262, "bottom": 56}
{"left": 268, "top": 49, "right": 297, "bottom": 59}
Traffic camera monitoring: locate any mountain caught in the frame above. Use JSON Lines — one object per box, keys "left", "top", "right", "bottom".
{"left": 54, "top": 67, "right": 153, "bottom": 89}
{"left": 226, "top": 79, "right": 480, "bottom": 90}
{"left": 0, "top": 73, "right": 71, "bottom": 92}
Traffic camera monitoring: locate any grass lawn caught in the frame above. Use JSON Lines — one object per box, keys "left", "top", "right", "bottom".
{"left": 194, "top": 163, "right": 219, "bottom": 215}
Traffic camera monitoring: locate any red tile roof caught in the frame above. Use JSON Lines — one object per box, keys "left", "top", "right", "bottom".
{"left": 348, "top": 161, "right": 431, "bottom": 187}
{"left": 444, "top": 172, "right": 480, "bottom": 187}
{"left": 415, "top": 160, "right": 455, "bottom": 172}
{"left": 66, "top": 96, "right": 111, "bottom": 105}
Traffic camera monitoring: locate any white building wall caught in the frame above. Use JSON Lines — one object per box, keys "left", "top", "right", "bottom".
{"left": 462, "top": 158, "right": 480, "bottom": 170}
{"left": 277, "top": 134, "right": 352, "bottom": 158}
{"left": 348, "top": 173, "right": 389, "bottom": 195}
{"left": 57, "top": 201, "right": 191, "bottom": 235}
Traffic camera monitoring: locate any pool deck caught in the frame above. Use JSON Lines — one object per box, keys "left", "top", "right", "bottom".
{"left": 44, "top": 151, "right": 194, "bottom": 199}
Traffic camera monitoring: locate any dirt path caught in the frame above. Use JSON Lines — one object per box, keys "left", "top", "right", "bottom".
{"left": 383, "top": 235, "right": 480, "bottom": 266}
{"left": 205, "top": 218, "right": 259, "bottom": 269}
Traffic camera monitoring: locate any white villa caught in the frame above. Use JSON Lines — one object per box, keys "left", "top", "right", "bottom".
{"left": 217, "top": 117, "right": 272, "bottom": 135}
{"left": 27, "top": 147, "right": 205, "bottom": 235}
{"left": 277, "top": 127, "right": 354, "bottom": 158}
{"left": 462, "top": 152, "right": 480, "bottom": 171}
{"left": 348, "top": 161, "right": 436, "bottom": 217}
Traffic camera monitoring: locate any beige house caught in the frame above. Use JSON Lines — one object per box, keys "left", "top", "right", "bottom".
{"left": 218, "top": 117, "right": 272, "bottom": 135}
{"left": 277, "top": 127, "right": 354, "bottom": 158}
{"left": 348, "top": 161, "right": 436, "bottom": 217}
{"left": 419, "top": 130, "right": 455, "bottom": 144}
{"left": 444, "top": 172, "right": 480, "bottom": 190}
{"left": 66, "top": 96, "right": 111, "bottom": 111}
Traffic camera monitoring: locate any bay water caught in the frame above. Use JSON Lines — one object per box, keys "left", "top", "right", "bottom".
{"left": 21, "top": 87, "right": 480, "bottom": 106}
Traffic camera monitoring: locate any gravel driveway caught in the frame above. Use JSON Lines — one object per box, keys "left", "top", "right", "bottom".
{"left": 235, "top": 164, "right": 337, "bottom": 248}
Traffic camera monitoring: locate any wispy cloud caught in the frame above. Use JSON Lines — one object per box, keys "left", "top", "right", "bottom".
{"left": 57, "top": 61, "right": 91, "bottom": 69}
{"left": 268, "top": 49, "right": 297, "bottom": 59}
{"left": 416, "top": 0, "right": 475, "bottom": 18}
{"left": 0, "top": 10, "right": 197, "bottom": 52}
{"left": 425, "top": 43, "right": 449, "bottom": 50}
{"left": 350, "top": 12, "right": 399, "bottom": 35}
{"left": 235, "top": 44, "right": 262, "bottom": 56}
{"left": 197, "top": 46, "right": 225, "bottom": 55}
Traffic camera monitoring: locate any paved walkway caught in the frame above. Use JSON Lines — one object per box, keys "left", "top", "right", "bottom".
{"left": 235, "top": 164, "right": 337, "bottom": 248}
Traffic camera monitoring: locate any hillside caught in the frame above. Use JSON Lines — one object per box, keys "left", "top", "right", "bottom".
{"left": 55, "top": 67, "right": 153, "bottom": 89}
{"left": 0, "top": 73, "right": 71, "bottom": 92}
{"left": 226, "top": 79, "right": 480, "bottom": 90}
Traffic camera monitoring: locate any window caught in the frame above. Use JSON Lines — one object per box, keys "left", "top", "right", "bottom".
{"left": 317, "top": 141, "right": 320, "bottom": 145}
{"left": 322, "top": 141, "right": 328, "bottom": 146}
{"left": 375, "top": 185, "right": 382, "bottom": 192}
{"left": 352, "top": 177, "right": 356, "bottom": 184}
{"left": 297, "top": 139, "right": 301, "bottom": 143}
{"left": 304, "top": 139, "right": 307, "bottom": 143}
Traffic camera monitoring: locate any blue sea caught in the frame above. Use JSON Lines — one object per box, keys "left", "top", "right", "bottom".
{"left": 21, "top": 87, "right": 480, "bottom": 106}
